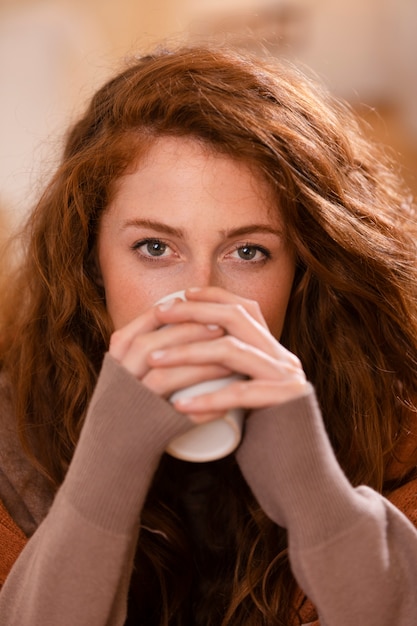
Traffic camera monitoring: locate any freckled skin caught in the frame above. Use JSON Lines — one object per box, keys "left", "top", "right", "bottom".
{"left": 97, "top": 136, "right": 295, "bottom": 339}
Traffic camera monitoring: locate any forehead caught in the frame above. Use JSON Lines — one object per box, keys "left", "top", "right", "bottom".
{"left": 108, "top": 135, "right": 281, "bottom": 224}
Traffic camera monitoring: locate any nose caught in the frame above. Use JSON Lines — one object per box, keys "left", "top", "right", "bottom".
{"left": 186, "top": 260, "right": 224, "bottom": 291}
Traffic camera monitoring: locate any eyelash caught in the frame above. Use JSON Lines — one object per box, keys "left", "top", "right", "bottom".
{"left": 232, "top": 243, "right": 271, "bottom": 263}
{"left": 131, "top": 238, "right": 272, "bottom": 264}
{"left": 131, "top": 238, "right": 172, "bottom": 262}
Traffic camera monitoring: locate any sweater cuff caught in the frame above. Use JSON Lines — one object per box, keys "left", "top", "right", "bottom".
{"left": 61, "top": 353, "right": 192, "bottom": 534}
{"left": 236, "top": 388, "right": 368, "bottom": 548}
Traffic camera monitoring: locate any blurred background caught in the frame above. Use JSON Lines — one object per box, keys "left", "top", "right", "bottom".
{"left": 0, "top": 0, "right": 416, "bottom": 233}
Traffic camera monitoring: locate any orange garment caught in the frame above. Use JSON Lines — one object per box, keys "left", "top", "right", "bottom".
{"left": 0, "top": 499, "right": 27, "bottom": 586}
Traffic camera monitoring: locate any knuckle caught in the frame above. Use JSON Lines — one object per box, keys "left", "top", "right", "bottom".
{"left": 144, "top": 368, "right": 166, "bottom": 393}
{"left": 222, "top": 335, "right": 238, "bottom": 349}
{"left": 131, "top": 334, "right": 146, "bottom": 352}
{"left": 222, "top": 335, "right": 245, "bottom": 354}
{"left": 247, "top": 298, "right": 261, "bottom": 316}
{"left": 226, "top": 302, "right": 246, "bottom": 320}
{"left": 109, "top": 329, "right": 124, "bottom": 347}
{"left": 226, "top": 300, "right": 262, "bottom": 323}
{"left": 109, "top": 329, "right": 128, "bottom": 358}
{"left": 290, "top": 354, "right": 303, "bottom": 370}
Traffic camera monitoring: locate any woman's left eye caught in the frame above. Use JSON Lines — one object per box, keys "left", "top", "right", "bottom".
{"left": 231, "top": 245, "right": 270, "bottom": 262}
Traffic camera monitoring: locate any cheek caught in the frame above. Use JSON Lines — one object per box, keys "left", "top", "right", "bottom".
{"left": 103, "top": 280, "right": 133, "bottom": 330}
{"left": 102, "top": 270, "right": 167, "bottom": 329}
{"left": 258, "top": 266, "right": 295, "bottom": 338}
{"left": 260, "top": 293, "right": 292, "bottom": 339}
{"left": 99, "top": 264, "right": 140, "bottom": 329}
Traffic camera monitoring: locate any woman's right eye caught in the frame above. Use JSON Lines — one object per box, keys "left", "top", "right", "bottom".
{"left": 133, "top": 238, "right": 170, "bottom": 258}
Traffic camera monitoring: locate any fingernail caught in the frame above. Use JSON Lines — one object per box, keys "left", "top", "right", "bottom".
{"left": 151, "top": 350, "right": 166, "bottom": 360}
{"left": 174, "top": 396, "right": 194, "bottom": 406}
{"left": 158, "top": 300, "right": 176, "bottom": 311}
{"left": 207, "top": 324, "right": 220, "bottom": 331}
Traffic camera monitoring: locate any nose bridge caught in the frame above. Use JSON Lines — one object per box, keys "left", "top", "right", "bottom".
{"left": 188, "top": 254, "right": 222, "bottom": 289}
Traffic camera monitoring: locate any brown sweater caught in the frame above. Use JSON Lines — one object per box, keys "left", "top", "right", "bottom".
{"left": 1, "top": 353, "right": 417, "bottom": 625}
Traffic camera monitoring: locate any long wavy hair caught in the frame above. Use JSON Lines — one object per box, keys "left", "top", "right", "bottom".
{"left": 2, "top": 44, "right": 417, "bottom": 624}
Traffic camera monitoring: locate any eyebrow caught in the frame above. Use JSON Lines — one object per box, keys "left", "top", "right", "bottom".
{"left": 222, "top": 224, "right": 283, "bottom": 238}
{"left": 122, "top": 218, "right": 282, "bottom": 238}
{"left": 122, "top": 218, "right": 183, "bottom": 237}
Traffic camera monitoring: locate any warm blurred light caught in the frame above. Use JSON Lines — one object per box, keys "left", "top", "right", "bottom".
{"left": 0, "top": 0, "right": 415, "bottom": 224}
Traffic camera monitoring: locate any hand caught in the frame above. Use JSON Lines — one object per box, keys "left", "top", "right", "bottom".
{"left": 108, "top": 298, "right": 230, "bottom": 400}
{"left": 149, "top": 287, "right": 310, "bottom": 421}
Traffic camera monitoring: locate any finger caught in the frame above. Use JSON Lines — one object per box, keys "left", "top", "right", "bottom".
{"left": 119, "top": 323, "right": 224, "bottom": 378}
{"left": 109, "top": 295, "right": 188, "bottom": 361}
{"left": 184, "top": 410, "right": 227, "bottom": 424}
{"left": 185, "top": 286, "right": 267, "bottom": 326}
{"left": 155, "top": 299, "right": 273, "bottom": 354}
{"left": 173, "top": 378, "right": 311, "bottom": 416}
{"left": 149, "top": 335, "right": 304, "bottom": 382}
{"left": 109, "top": 305, "right": 163, "bottom": 361}
{"left": 142, "top": 364, "right": 232, "bottom": 397}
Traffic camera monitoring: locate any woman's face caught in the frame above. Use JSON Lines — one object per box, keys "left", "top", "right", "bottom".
{"left": 97, "top": 136, "right": 295, "bottom": 338}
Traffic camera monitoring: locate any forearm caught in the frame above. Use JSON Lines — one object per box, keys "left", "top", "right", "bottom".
{"left": 0, "top": 354, "right": 191, "bottom": 626}
{"left": 237, "top": 390, "right": 417, "bottom": 626}
{"left": 0, "top": 494, "right": 139, "bottom": 626}
{"left": 290, "top": 488, "right": 417, "bottom": 626}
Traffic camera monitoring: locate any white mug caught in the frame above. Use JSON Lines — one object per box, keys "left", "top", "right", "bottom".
{"left": 156, "top": 290, "right": 245, "bottom": 462}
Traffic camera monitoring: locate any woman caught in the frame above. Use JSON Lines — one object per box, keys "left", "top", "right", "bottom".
{"left": 1, "top": 43, "right": 417, "bottom": 626}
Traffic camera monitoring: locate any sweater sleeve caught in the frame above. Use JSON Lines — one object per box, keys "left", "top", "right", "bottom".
{"left": 0, "top": 353, "right": 192, "bottom": 626}
{"left": 236, "top": 387, "right": 417, "bottom": 626}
